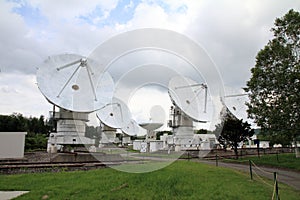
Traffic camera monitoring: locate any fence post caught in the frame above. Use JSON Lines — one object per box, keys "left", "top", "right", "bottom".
{"left": 274, "top": 172, "right": 280, "bottom": 200}
{"left": 249, "top": 160, "right": 253, "bottom": 180}
{"left": 216, "top": 155, "right": 218, "bottom": 167}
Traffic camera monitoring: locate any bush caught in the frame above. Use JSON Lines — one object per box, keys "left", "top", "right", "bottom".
{"left": 25, "top": 134, "right": 47, "bottom": 151}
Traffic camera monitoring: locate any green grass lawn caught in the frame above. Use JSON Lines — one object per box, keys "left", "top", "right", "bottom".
{"left": 224, "top": 153, "right": 300, "bottom": 171}
{"left": 0, "top": 161, "right": 299, "bottom": 200}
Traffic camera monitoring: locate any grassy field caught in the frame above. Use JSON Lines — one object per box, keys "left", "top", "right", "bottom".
{"left": 224, "top": 153, "right": 300, "bottom": 171}
{"left": 0, "top": 161, "right": 299, "bottom": 199}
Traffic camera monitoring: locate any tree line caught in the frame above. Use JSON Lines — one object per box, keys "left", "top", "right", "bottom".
{"left": 0, "top": 113, "right": 51, "bottom": 134}
{"left": 245, "top": 9, "right": 300, "bottom": 148}
{"left": 0, "top": 113, "right": 51, "bottom": 150}
{"left": 217, "top": 9, "right": 300, "bottom": 158}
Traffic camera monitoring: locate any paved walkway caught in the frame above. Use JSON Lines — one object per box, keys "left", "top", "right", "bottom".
{"left": 198, "top": 159, "right": 300, "bottom": 191}
{"left": 0, "top": 191, "right": 29, "bottom": 200}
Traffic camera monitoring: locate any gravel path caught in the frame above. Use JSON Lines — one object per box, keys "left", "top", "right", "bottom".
{"left": 198, "top": 159, "right": 300, "bottom": 191}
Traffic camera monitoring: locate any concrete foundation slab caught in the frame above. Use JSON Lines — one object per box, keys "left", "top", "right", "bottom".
{"left": 0, "top": 191, "right": 29, "bottom": 200}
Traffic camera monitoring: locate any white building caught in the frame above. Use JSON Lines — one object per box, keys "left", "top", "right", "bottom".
{"left": 133, "top": 140, "right": 144, "bottom": 151}
{"left": 0, "top": 132, "right": 27, "bottom": 159}
{"left": 149, "top": 140, "right": 164, "bottom": 152}
{"left": 243, "top": 135, "right": 270, "bottom": 148}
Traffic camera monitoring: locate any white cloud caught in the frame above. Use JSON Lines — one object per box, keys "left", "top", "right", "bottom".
{"left": 184, "top": 0, "right": 300, "bottom": 88}
{"left": 129, "top": 3, "right": 170, "bottom": 28}
{"left": 29, "top": 0, "right": 119, "bottom": 23}
{"left": 128, "top": 84, "right": 171, "bottom": 131}
{"left": 0, "top": 73, "right": 52, "bottom": 117}
{"left": 114, "top": 0, "right": 200, "bottom": 32}
{"left": 0, "top": 0, "right": 299, "bottom": 121}
{"left": 124, "top": 0, "right": 134, "bottom": 11}
{"left": 0, "top": 1, "right": 42, "bottom": 74}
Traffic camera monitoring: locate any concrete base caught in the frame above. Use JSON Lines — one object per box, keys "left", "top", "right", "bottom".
{"left": 0, "top": 191, "right": 29, "bottom": 200}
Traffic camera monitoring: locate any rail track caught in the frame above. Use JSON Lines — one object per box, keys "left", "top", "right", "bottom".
{"left": 0, "top": 160, "right": 123, "bottom": 174}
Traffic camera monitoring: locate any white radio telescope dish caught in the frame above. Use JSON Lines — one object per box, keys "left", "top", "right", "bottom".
{"left": 37, "top": 54, "right": 114, "bottom": 112}
{"left": 96, "top": 97, "right": 132, "bottom": 129}
{"left": 168, "top": 76, "right": 209, "bottom": 122}
{"left": 139, "top": 123, "right": 163, "bottom": 131}
{"left": 223, "top": 87, "right": 254, "bottom": 124}
{"left": 121, "top": 119, "right": 140, "bottom": 136}
{"left": 139, "top": 105, "right": 164, "bottom": 131}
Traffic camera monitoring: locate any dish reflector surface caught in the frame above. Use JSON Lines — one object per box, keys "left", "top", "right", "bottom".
{"left": 96, "top": 97, "right": 131, "bottom": 129}
{"left": 121, "top": 119, "right": 140, "bottom": 136}
{"left": 168, "top": 76, "right": 208, "bottom": 122}
{"left": 139, "top": 122, "right": 163, "bottom": 131}
{"left": 36, "top": 54, "right": 114, "bottom": 112}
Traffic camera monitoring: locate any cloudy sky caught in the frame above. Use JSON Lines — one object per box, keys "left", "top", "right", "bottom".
{"left": 0, "top": 0, "right": 299, "bottom": 125}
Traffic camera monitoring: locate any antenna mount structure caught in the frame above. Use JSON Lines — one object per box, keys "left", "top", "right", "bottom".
{"left": 36, "top": 53, "right": 115, "bottom": 152}
{"left": 168, "top": 76, "right": 210, "bottom": 151}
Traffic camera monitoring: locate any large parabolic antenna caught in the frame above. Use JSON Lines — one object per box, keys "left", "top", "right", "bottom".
{"left": 122, "top": 119, "right": 140, "bottom": 136}
{"left": 139, "top": 105, "right": 164, "bottom": 131}
{"left": 139, "top": 123, "right": 163, "bottom": 131}
{"left": 37, "top": 54, "right": 114, "bottom": 112}
{"left": 223, "top": 87, "right": 254, "bottom": 124}
{"left": 96, "top": 97, "right": 132, "bottom": 129}
{"left": 168, "top": 76, "right": 210, "bottom": 122}
{"left": 96, "top": 97, "right": 141, "bottom": 136}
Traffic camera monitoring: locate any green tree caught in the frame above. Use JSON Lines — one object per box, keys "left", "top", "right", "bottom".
{"left": 258, "top": 129, "right": 293, "bottom": 147}
{"left": 85, "top": 125, "right": 99, "bottom": 138}
{"left": 156, "top": 131, "right": 172, "bottom": 140}
{"left": 245, "top": 9, "right": 300, "bottom": 146}
{"left": 0, "top": 113, "right": 27, "bottom": 131}
{"left": 25, "top": 133, "right": 48, "bottom": 151}
{"left": 196, "top": 129, "right": 208, "bottom": 134}
{"left": 218, "top": 116, "right": 254, "bottom": 159}
{"left": 0, "top": 113, "right": 51, "bottom": 150}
